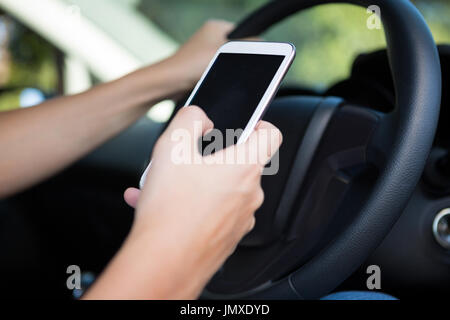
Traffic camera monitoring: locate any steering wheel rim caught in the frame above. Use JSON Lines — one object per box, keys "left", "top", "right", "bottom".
{"left": 208, "top": 0, "right": 441, "bottom": 299}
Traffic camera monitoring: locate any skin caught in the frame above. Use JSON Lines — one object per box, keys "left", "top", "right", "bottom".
{"left": 0, "top": 20, "right": 235, "bottom": 199}
{"left": 0, "top": 20, "right": 283, "bottom": 299}
{"left": 84, "top": 108, "right": 282, "bottom": 299}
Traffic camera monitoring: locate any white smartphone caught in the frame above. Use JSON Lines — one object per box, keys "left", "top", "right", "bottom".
{"left": 140, "top": 41, "right": 296, "bottom": 189}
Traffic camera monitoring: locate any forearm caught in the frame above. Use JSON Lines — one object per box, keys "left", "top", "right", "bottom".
{"left": 83, "top": 226, "right": 218, "bottom": 300}
{"left": 0, "top": 58, "right": 187, "bottom": 199}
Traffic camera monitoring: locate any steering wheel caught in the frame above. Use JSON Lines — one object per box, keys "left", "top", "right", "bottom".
{"left": 201, "top": 0, "right": 442, "bottom": 299}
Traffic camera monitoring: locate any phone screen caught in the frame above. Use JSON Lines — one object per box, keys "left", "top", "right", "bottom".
{"left": 189, "top": 53, "right": 285, "bottom": 150}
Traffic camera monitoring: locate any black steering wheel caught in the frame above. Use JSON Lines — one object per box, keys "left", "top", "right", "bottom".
{"left": 201, "top": 0, "right": 442, "bottom": 299}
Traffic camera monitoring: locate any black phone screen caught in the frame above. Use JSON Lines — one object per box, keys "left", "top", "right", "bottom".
{"left": 189, "top": 53, "right": 285, "bottom": 148}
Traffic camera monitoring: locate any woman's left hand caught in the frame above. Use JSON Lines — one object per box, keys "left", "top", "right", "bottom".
{"left": 166, "top": 20, "right": 235, "bottom": 90}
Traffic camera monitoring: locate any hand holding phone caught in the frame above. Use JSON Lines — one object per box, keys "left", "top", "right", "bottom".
{"left": 140, "top": 41, "right": 295, "bottom": 188}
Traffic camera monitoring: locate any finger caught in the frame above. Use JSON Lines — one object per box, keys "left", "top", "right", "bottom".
{"left": 124, "top": 187, "right": 141, "bottom": 208}
{"left": 244, "top": 120, "right": 283, "bottom": 166}
{"left": 205, "top": 19, "right": 235, "bottom": 34}
{"left": 219, "top": 121, "right": 282, "bottom": 166}
{"left": 207, "top": 121, "right": 282, "bottom": 166}
{"left": 164, "top": 106, "right": 214, "bottom": 141}
{"left": 247, "top": 216, "right": 256, "bottom": 233}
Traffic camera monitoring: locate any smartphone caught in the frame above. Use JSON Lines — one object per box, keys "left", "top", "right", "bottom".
{"left": 140, "top": 41, "right": 296, "bottom": 188}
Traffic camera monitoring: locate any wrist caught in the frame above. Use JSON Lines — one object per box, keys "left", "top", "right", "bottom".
{"left": 95, "top": 59, "right": 189, "bottom": 117}
{"left": 120, "top": 57, "right": 191, "bottom": 107}
{"left": 115, "top": 221, "right": 213, "bottom": 299}
{"left": 85, "top": 225, "right": 207, "bottom": 299}
{"left": 160, "top": 55, "right": 195, "bottom": 93}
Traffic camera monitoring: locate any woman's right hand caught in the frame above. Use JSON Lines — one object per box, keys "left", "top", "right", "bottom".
{"left": 85, "top": 106, "right": 282, "bottom": 300}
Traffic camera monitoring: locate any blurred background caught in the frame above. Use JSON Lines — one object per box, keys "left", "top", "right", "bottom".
{"left": 0, "top": 0, "right": 449, "bottom": 120}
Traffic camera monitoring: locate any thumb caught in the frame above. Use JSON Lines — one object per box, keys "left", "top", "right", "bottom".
{"left": 236, "top": 121, "right": 283, "bottom": 166}
{"left": 245, "top": 120, "right": 283, "bottom": 166}
{"left": 124, "top": 187, "right": 141, "bottom": 208}
{"left": 208, "top": 121, "right": 282, "bottom": 167}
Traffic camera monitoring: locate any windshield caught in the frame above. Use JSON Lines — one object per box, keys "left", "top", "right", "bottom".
{"left": 0, "top": 0, "right": 449, "bottom": 115}
{"left": 137, "top": 0, "right": 450, "bottom": 90}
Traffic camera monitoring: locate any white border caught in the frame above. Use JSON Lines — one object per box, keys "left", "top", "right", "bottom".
{"left": 184, "top": 41, "right": 296, "bottom": 144}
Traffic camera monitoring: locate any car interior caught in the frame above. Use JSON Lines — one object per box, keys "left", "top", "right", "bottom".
{"left": 0, "top": 0, "right": 449, "bottom": 300}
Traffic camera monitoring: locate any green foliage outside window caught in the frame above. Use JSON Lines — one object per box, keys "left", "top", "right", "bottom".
{"left": 139, "top": 0, "right": 450, "bottom": 89}
{"left": 0, "top": 0, "right": 449, "bottom": 112}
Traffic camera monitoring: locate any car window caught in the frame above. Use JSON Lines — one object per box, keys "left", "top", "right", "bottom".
{"left": 0, "top": 13, "right": 62, "bottom": 111}
{"left": 1, "top": 0, "right": 449, "bottom": 114}
{"left": 138, "top": 0, "right": 450, "bottom": 90}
